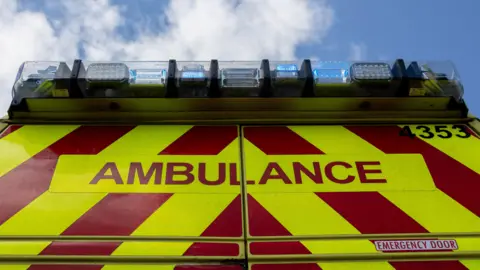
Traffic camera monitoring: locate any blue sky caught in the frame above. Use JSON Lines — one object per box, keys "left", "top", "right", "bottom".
{"left": 327, "top": 0, "right": 480, "bottom": 114}
{"left": 1, "top": 0, "right": 479, "bottom": 115}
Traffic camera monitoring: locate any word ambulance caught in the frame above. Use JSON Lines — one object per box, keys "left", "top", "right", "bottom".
{"left": 90, "top": 161, "right": 386, "bottom": 186}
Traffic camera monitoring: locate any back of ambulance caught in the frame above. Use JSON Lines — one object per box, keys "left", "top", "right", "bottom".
{"left": 1, "top": 59, "right": 479, "bottom": 270}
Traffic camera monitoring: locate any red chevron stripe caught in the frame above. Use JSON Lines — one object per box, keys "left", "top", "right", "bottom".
{"left": 316, "top": 192, "right": 427, "bottom": 234}
{"left": 183, "top": 243, "right": 240, "bottom": 256}
{"left": 160, "top": 126, "right": 238, "bottom": 155}
{"left": 346, "top": 125, "right": 480, "bottom": 217}
{"left": 0, "top": 126, "right": 134, "bottom": 226}
{"left": 243, "top": 126, "right": 324, "bottom": 155}
{"left": 61, "top": 193, "right": 172, "bottom": 236}
{"left": 0, "top": 125, "right": 23, "bottom": 139}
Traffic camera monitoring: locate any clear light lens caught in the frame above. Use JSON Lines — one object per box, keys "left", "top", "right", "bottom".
{"left": 221, "top": 68, "right": 260, "bottom": 88}
{"left": 129, "top": 69, "right": 166, "bottom": 85}
{"left": 351, "top": 62, "right": 392, "bottom": 81}
{"left": 11, "top": 61, "right": 71, "bottom": 103}
{"left": 86, "top": 63, "right": 129, "bottom": 82}
{"left": 409, "top": 61, "right": 464, "bottom": 100}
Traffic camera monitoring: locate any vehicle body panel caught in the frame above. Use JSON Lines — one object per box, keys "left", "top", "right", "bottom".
{"left": 0, "top": 125, "right": 244, "bottom": 269}
{"left": 242, "top": 124, "right": 480, "bottom": 269}
{"left": 0, "top": 123, "right": 479, "bottom": 269}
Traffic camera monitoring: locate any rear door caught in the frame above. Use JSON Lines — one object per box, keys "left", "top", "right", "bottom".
{"left": 2, "top": 123, "right": 480, "bottom": 269}
{"left": 0, "top": 124, "right": 245, "bottom": 269}
{"left": 242, "top": 124, "right": 480, "bottom": 269}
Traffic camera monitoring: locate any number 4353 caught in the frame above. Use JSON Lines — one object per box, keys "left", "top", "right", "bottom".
{"left": 399, "top": 125, "right": 471, "bottom": 139}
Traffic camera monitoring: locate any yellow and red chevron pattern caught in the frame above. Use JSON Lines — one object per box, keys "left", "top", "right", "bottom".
{"left": 0, "top": 124, "right": 479, "bottom": 269}
{"left": 243, "top": 125, "right": 480, "bottom": 270}
{"left": 0, "top": 125, "right": 243, "bottom": 270}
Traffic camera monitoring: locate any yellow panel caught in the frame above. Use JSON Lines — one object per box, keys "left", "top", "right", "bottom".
{"left": 126, "top": 193, "right": 238, "bottom": 237}
{"left": 461, "top": 260, "right": 480, "bottom": 270}
{"left": 99, "top": 125, "right": 193, "bottom": 156}
{"left": 303, "top": 239, "right": 385, "bottom": 254}
{"left": 319, "top": 262, "right": 395, "bottom": 270}
{"left": 452, "top": 238, "right": 480, "bottom": 252}
{"left": 0, "top": 266, "right": 30, "bottom": 270}
{"left": 0, "top": 241, "right": 50, "bottom": 255}
{"left": 243, "top": 139, "right": 434, "bottom": 193}
{"left": 289, "top": 126, "right": 384, "bottom": 155}
{"left": 49, "top": 139, "right": 241, "bottom": 194}
{"left": 399, "top": 125, "right": 480, "bottom": 175}
{"left": 0, "top": 192, "right": 106, "bottom": 236}
{"left": 0, "top": 125, "right": 78, "bottom": 178}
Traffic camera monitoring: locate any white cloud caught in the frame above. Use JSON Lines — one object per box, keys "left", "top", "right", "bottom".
{"left": 349, "top": 42, "right": 367, "bottom": 61}
{"left": 0, "top": 0, "right": 334, "bottom": 115}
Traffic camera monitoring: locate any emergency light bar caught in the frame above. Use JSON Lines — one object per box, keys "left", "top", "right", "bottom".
{"left": 10, "top": 59, "right": 464, "bottom": 104}
{"left": 8, "top": 58, "right": 469, "bottom": 123}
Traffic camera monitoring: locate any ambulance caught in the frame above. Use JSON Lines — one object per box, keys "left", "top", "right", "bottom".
{"left": 0, "top": 59, "right": 479, "bottom": 269}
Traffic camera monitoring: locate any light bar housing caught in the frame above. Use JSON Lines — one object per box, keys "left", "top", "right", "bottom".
{"left": 9, "top": 59, "right": 465, "bottom": 110}
{"left": 11, "top": 61, "right": 71, "bottom": 105}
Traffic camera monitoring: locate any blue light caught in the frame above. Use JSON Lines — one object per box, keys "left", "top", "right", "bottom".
{"left": 276, "top": 64, "right": 298, "bottom": 71}
{"left": 312, "top": 61, "right": 351, "bottom": 83}
{"left": 129, "top": 69, "right": 137, "bottom": 83}
{"left": 182, "top": 71, "right": 205, "bottom": 79}
{"left": 313, "top": 69, "right": 345, "bottom": 78}
{"left": 316, "top": 61, "right": 350, "bottom": 70}
{"left": 275, "top": 64, "right": 299, "bottom": 79}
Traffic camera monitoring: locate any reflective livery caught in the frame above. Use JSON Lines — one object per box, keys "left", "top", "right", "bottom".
{"left": 0, "top": 124, "right": 480, "bottom": 269}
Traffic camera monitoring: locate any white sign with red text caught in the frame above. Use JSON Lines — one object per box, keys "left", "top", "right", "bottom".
{"left": 374, "top": 240, "right": 458, "bottom": 252}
